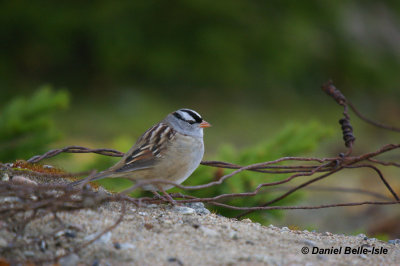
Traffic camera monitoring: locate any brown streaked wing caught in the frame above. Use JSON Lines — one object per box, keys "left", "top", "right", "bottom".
{"left": 115, "top": 123, "right": 176, "bottom": 173}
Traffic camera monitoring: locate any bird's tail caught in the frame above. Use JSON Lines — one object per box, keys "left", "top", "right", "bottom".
{"left": 67, "top": 171, "right": 110, "bottom": 187}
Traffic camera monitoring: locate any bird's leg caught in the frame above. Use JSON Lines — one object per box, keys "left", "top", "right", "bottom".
{"left": 151, "top": 190, "right": 163, "bottom": 199}
{"left": 156, "top": 185, "right": 176, "bottom": 205}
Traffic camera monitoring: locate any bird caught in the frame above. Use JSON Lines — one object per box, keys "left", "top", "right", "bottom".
{"left": 69, "top": 108, "right": 211, "bottom": 195}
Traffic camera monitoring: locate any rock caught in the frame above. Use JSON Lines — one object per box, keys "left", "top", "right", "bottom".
{"left": 303, "top": 240, "right": 316, "bottom": 247}
{"left": 0, "top": 238, "right": 8, "bottom": 248}
{"left": 10, "top": 175, "right": 38, "bottom": 185}
{"left": 85, "top": 231, "right": 112, "bottom": 244}
{"left": 229, "top": 230, "right": 239, "bottom": 240}
{"left": 59, "top": 253, "right": 80, "bottom": 266}
{"left": 357, "top": 233, "right": 367, "bottom": 238}
{"left": 185, "top": 202, "right": 211, "bottom": 215}
{"left": 120, "top": 243, "right": 136, "bottom": 250}
{"left": 174, "top": 206, "right": 195, "bottom": 215}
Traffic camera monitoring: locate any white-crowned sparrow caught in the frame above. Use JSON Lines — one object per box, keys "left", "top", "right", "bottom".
{"left": 69, "top": 109, "right": 211, "bottom": 191}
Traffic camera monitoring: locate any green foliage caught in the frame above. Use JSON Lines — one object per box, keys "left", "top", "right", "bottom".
{"left": 1, "top": 1, "right": 400, "bottom": 98}
{"left": 0, "top": 86, "right": 69, "bottom": 162}
{"left": 174, "top": 121, "right": 333, "bottom": 223}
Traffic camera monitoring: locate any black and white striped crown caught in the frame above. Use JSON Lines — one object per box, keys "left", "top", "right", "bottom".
{"left": 173, "top": 109, "right": 203, "bottom": 124}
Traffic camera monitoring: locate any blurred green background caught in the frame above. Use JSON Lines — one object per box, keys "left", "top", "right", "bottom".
{"left": 1, "top": 1, "right": 400, "bottom": 238}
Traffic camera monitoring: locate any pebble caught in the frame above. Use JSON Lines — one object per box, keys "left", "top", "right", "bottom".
{"left": 229, "top": 230, "right": 239, "bottom": 240}
{"left": 167, "top": 257, "right": 184, "bottom": 265}
{"left": 303, "top": 240, "right": 316, "bottom": 247}
{"left": 174, "top": 206, "right": 195, "bottom": 215}
{"left": 85, "top": 231, "right": 112, "bottom": 244}
{"left": 200, "top": 226, "right": 219, "bottom": 237}
{"left": 120, "top": 243, "right": 136, "bottom": 250}
{"left": 1, "top": 173, "right": 9, "bottom": 181}
{"left": 59, "top": 253, "right": 80, "bottom": 266}
{"left": 323, "top": 232, "right": 333, "bottom": 236}
{"left": 146, "top": 204, "right": 158, "bottom": 208}
{"left": 11, "top": 175, "right": 38, "bottom": 185}
{"left": 0, "top": 238, "right": 7, "bottom": 248}
{"left": 65, "top": 230, "right": 76, "bottom": 238}
{"left": 39, "top": 240, "right": 47, "bottom": 251}
{"left": 388, "top": 239, "right": 400, "bottom": 245}
{"left": 138, "top": 212, "right": 148, "bottom": 216}
{"left": 281, "top": 227, "right": 290, "bottom": 232}
{"left": 245, "top": 240, "right": 254, "bottom": 245}
{"left": 114, "top": 242, "right": 121, "bottom": 249}
{"left": 23, "top": 251, "right": 35, "bottom": 257}
{"left": 357, "top": 233, "right": 367, "bottom": 239}
{"left": 185, "top": 202, "right": 211, "bottom": 215}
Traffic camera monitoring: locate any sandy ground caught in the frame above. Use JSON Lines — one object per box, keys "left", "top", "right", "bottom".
{"left": 1, "top": 199, "right": 399, "bottom": 266}
{"left": 1, "top": 173, "right": 399, "bottom": 265}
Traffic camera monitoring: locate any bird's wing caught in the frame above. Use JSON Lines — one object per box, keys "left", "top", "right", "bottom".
{"left": 113, "top": 123, "right": 176, "bottom": 173}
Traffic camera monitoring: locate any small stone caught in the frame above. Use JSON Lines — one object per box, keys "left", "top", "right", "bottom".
{"left": 323, "top": 232, "right": 333, "bottom": 236}
{"left": 146, "top": 204, "right": 158, "bottom": 208}
{"left": 245, "top": 240, "right": 254, "bottom": 245}
{"left": 1, "top": 173, "right": 9, "bottom": 181}
{"left": 364, "top": 236, "right": 369, "bottom": 240}
{"left": 24, "top": 251, "right": 35, "bottom": 257}
{"left": 39, "top": 240, "right": 47, "bottom": 252}
{"left": 242, "top": 218, "right": 252, "bottom": 223}
{"left": 303, "top": 240, "right": 316, "bottom": 247}
{"left": 11, "top": 175, "right": 37, "bottom": 185}
{"left": 167, "top": 257, "right": 183, "bottom": 265}
{"left": 59, "top": 253, "right": 80, "bottom": 266}
{"left": 114, "top": 242, "right": 121, "bottom": 249}
{"left": 0, "top": 238, "right": 8, "bottom": 248}
{"left": 303, "top": 229, "right": 309, "bottom": 233}
{"left": 56, "top": 249, "right": 66, "bottom": 257}
{"left": 185, "top": 202, "right": 211, "bottom": 215}
{"left": 357, "top": 233, "right": 367, "bottom": 238}
{"left": 388, "top": 240, "right": 397, "bottom": 245}
{"left": 138, "top": 212, "right": 147, "bottom": 216}
{"left": 229, "top": 231, "right": 239, "bottom": 240}
{"left": 317, "top": 254, "right": 327, "bottom": 261}
{"left": 200, "top": 226, "right": 219, "bottom": 237}
{"left": 174, "top": 206, "right": 195, "bottom": 215}
{"left": 43, "top": 165, "right": 54, "bottom": 169}
{"left": 281, "top": 227, "right": 290, "bottom": 232}
{"left": 85, "top": 231, "right": 112, "bottom": 244}
{"left": 92, "top": 260, "right": 100, "bottom": 266}
{"left": 55, "top": 231, "right": 65, "bottom": 238}
{"left": 65, "top": 230, "right": 76, "bottom": 238}
{"left": 120, "top": 243, "right": 136, "bottom": 249}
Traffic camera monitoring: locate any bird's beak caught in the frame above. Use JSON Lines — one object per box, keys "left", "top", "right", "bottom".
{"left": 199, "top": 120, "right": 211, "bottom": 128}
